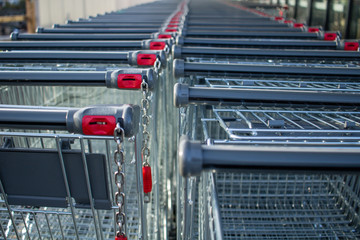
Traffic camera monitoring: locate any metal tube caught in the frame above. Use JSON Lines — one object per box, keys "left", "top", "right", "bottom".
{"left": 0, "top": 70, "right": 108, "bottom": 86}
{"left": 178, "top": 37, "right": 337, "bottom": 49}
{"left": 0, "top": 50, "right": 128, "bottom": 63}
{"left": 38, "top": 28, "right": 160, "bottom": 34}
{"left": 174, "top": 83, "right": 360, "bottom": 107}
{"left": 174, "top": 60, "right": 360, "bottom": 78}
{"left": 11, "top": 32, "right": 152, "bottom": 41}
{"left": 0, "top": 107, "right": 69, "bottom": 130}
{"left": 173, "top": 46, "right": 359, "bottom": 59}
{"left": 181, "top": 30, "right": 320, "bottom": 39}
{"left": 55, "top": 23, "right": 163, "bottom": 28}
{"left": 178, "top": 136, "right": 360, "bottom": 176}
{"left": 185, "top": 26, "right": 303, "bottom": 32}
{"left": 185, "top": 22, "right": 290, "bottom": 27}
{"left": 0, "top": 40, "right": 143, "bottom": 50}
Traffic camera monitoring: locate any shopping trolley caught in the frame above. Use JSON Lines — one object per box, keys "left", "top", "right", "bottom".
{"left": 174, "top": 83, "right": 360, "bottom": 239}
{"left": 0, "top": 104, "right": 145, "bottom": 240}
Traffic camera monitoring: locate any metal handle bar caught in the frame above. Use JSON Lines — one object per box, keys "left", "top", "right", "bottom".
{"left": 178, "top": 136, "right": 360, "bottom": 176}
{"left": 176, "top": 36, "right": 339, "bottom": 48}
{"left": 172, "top": 45, "right": 360, "bottom": 59}
{"left": 184, "top": 22, "right": 290, "bottom": 27}
{"left": 180, "top": 30, "right": 327, "bottom": 40}
{"left": 0, "top": 50, "right": 166, "bottom": 67}
{"left": 184, "top": 26, "right": 303, "bottom": 32}
{"left": 0, "top": 104, "right": 140, "bottom": 137}
{"left": 72, "top": 19, "right": 170, "bottom": 24}
{"left": 0, "top": 68, "right": 155, "bottom": 89}
{"left": 37, "top": 27, "right": 161, "bottom": 34}
{"left": 0, "top": 39, "right": 170, "bottom": 51}
{"left": 186, "top": 16, "right": 273, "bottom": 20}
{"left": 67, "top": 20, "right": 168, "bottom": 25}
{"left": 11, "top": 32, "right": 152, "bottom": 41}
{"left": 174, "top": 83, "right": 360, "bottom": 107}
{"left": 54, "top": 23, "right": 165, "bottom": 28}
{"left": 173, "top": 59, "right": 360, "bottom": 78}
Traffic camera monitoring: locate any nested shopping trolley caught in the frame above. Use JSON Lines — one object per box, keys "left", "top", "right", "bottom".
{"left": 0, "top": 65, "right": 162, "bottom": 239}
{"left": 0, "top": 104, "right": 143, "bottom": 240}
{"left": 172, "top": 47, "right": 360, "bottom": 239}
{"left": 174, "top": 81, "right": 360, "bottom": 239}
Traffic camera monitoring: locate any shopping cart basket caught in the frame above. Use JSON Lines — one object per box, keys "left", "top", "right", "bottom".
{"left": 175, "top": 84, "right": 360, "bottom": 239}
{"left": 0, "top": 104, "right": 145, "bottom": 240}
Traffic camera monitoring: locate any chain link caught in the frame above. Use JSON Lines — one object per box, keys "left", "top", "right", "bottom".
{"left": 113, "top": 123, "right": 126, "bottom": 238}
{"left": 154, "top": 57, "right": 162, "bottom": 74}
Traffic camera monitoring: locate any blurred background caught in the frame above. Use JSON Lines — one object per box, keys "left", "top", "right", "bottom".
{"left": 0, "top": 0, "right": 359, "bottom": 39}
{"left": 0, "top": 0, "right": 154, "bottom": 37}
{"left": 239, "top": 0, "right": 360, "bottom": 39}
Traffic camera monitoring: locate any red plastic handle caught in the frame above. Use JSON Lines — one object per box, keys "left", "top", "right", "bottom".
{"left": 117, "top": 74, "right": 142, "bottom": 89}
{"left": 158, "top": 34, "right": 172, "bottom": 39}
{"left": 344, "top": 42, "right": 359, "bottom": 51}
{"left": 293, "top": 23, "right": 304, "bottom": 28}
{"left": 308, "top": 27, "right": 320, "bottom": 33}
{"left": 137, "top": 54, "right": 157, "bottom": 66}
{"left": 143, "top": 165, "right": 152, "bottom": 193}
{"left": 82, "top": 115, "right": 116, "bottom": 136}
{"left": 324, "top": 33, "right": 337, "bottom": 41}
{"left": 150, "top": 41, "right": 166, "bottom": 50}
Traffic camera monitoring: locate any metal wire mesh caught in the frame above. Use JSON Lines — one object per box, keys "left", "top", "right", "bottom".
{"left": 0, "top": 132, "right": 140, "bottom": 240}
{"left": 202, "top": 77, "right": 360, "bottom": 92}
{"left": 201, "top": 105, "right": 360, "bottom": 145}
{"left": 214, "top": 172, "right": 360, "bottom": 239}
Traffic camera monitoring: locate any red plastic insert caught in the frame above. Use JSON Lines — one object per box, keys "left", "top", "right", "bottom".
{"left": 158, "top": 34, "right": 172, "bottom": 39}
{"left": 82, "top": 115, "right": 116, "bottom": 136}
{"left": 293, "top": 23, "right": 304, "bottom": 28}
{"left": 150, "top": 41, "right": 166, "bottom": 50}
{"left": 344, "top": 42, "right": 359, "bottom": 51}
{"left": 115, "top": 236, "right": 127, "bottom": 240}
{"left": 165, "top": 28, "right": 177, "bottom": 32}
{"left": 274, "top": 17, "right": 283, "bottom": 20}
{"left": 324, "top": 33, "right": 337, "bottom": 41}
{"left": 137, "top": 53, "right": 157, "bottom": 66}
{"left": 117, "top": 74, "right": 142, "bottom": 89}
{"left": 142, "top": 165, "right": 152, "bottom": 193}
{"left": 308, "top": 27, "right": 320, "bottom": 33}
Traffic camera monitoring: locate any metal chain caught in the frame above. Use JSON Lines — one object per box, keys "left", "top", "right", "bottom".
{"left": 141, "top": 78, "right": 152, "bottom": 204}
{"left": 141, "top": 79, "right": 151, "bottom": 167}
{"left": 113, "top": 123, "right": 126, "bottom": 238}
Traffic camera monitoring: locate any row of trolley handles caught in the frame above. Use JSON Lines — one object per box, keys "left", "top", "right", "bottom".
{"left": 111, "top": 4, "right": 187, "bottom": 239}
